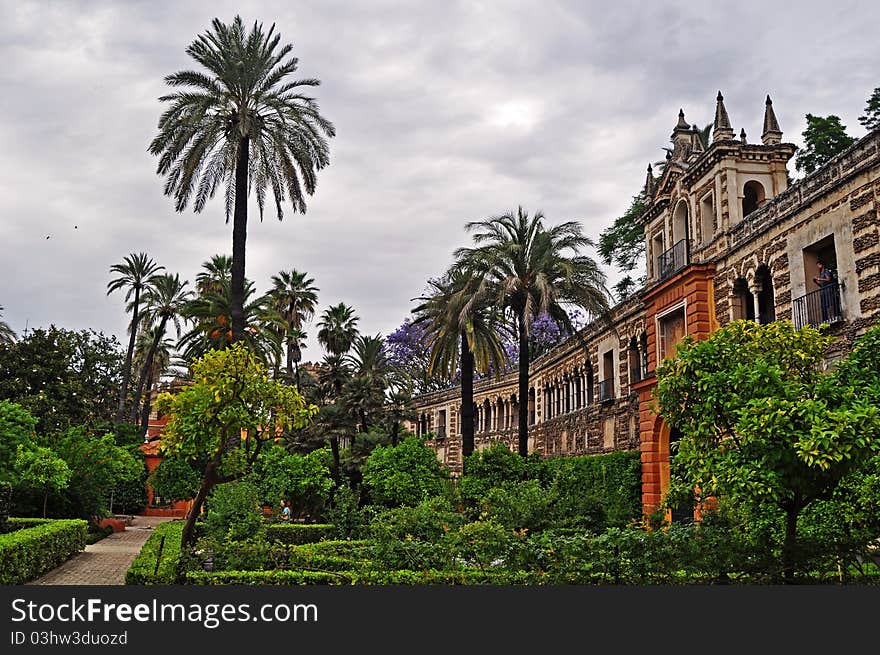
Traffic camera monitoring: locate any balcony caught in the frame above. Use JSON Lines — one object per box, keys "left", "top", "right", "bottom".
{"left": 792, "top": 282, "right": 844, "bottom": 330}
{"left": 657, "top": 239, "right": 690, "bottom": 281}
{"left": 596, "top": 379, "right": 615, "bottom": 404}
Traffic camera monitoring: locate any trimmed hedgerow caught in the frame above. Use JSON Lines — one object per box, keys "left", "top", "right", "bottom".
{"left": 184, "top": 568, "right": 547, "bottom": 585}
{"left": 125, "top": 520, "right": 184, "bottom": 585}
{"left": 267, "top": 523, "right": 335, "bottom": 545}
{"left": 0, "top": 518, "right": 88, "bottom": 584}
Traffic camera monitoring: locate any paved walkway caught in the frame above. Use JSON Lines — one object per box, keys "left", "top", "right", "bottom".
{"left": 29, "top": 516, "right": 174, "bottom": 586}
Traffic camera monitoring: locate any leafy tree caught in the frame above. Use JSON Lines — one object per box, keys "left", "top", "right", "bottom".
{"left": 248, "top": 445, "right": 333, "bottom": 520}
{"left": 598, "top": 193, "right": 647, "bottom": 301}
{"left": 456, "top": 207, "right": 611, "bottom": 456}
{"left": 46, "top": 427, "right": 143, "bottom": 518}
{"left": 859, "top": 86, "right": 880, "bottom": 132}
{"left": 0, "top": 326, "right": 123, "bottom": 434}
{"left": 15, "top": 444, "right": 71, "bottom": 518}
{"left": 130, "top": 273, "right": 191, "bottom": 423}
{"left": 0, "top": 400, "right": 37, "bottom": 483}
{"left": 655, "top": 321, "right": 880, "bottom": 581}
{"left": 0, "top": 305, "right": 16, "bottom": 345}
{"left": 412, "top": 267, "right": 508, "bottom": 459}
{"left": 147, "top": 454, "right": 203, "bottom": 504}
{"left": 150, "top": 15, "right": 335, "bottom": 343}
{"left": 361, "top": 436, "right": 449, "bottom": 507}
{"left": 155, "top": 343, "right": 316, "bottom": 546}
{"left": 385, "top": 319, "right": 449, "bottom": 394}
{"left": 107, "top": 253, "right": 164, "bottom": 422}
{"left": 795, "top": 114, "right": 856, "bottom": 174}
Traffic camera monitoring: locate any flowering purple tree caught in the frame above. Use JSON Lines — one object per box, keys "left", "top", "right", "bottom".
{"left": 385, "top": 319, "right": 456, "bottom": 394}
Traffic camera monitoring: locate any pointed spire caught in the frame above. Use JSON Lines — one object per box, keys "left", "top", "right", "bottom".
{"left": 675, "top": 108, "right": 690, "bottom": 131}
{"left": 740, "top": 128, "right": 747, "bottom": 144}
{"left": 645, "top": 164, "right": 655, "bottom": 198}
{"left": 762, "top": 94, "right": 783, "bottom": 145}
{"left": 691, "top": 124, "right": 704, "bottom": 153}
{"left": 713, "top": 91, "right": 734, "bottom": 142}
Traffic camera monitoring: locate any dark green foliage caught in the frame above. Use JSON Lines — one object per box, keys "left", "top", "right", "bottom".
{"left": 859, "top": 86, "right": 880, "bottom": 132}
{"left": 204, "top": 481, "right": 263, "bottom": 542}
{"left": 267, "top": 523, "right": 336, "bottom": 545}
{"left": 125, "top": 520, "right": 184, "bottom": 585}
{"left": 0, "top": 518, "right": 87, "bottom": 584}
{"left": 548, "top": 450, "right": 642, "bottom": 528}
{"left": 248, "top": 445, "right": 334, "bottom": 521}
{"left": 369, "top": 497, "right": 464, "bottom": 570}
{"left": 0, "top": 481, "right": 12, "bottom": 530}
{"left": 598, "top": 193, "right": 648, "bottom": 301}
{"left": 0, "top": 401, "right": 37, "bottom": 484}
{"left": 86, "top": 524, "right": 114, "bottom": 545}
{"left": 361, "top": 437, "right": 449, "bottom": 507}
{"left": 483, "top": 481, "right": 558, "bottom": 533}
{"left": 326, "top": 485, "right": 371, "bottom": 539}
{"left": 0, "top": 326, "right": 123, "bottom": 434}
{"left": 795, "top": 114, "right": 857, "bottom": 174}
{"left": 147, "top": 454, "right": 202, "bottom": 503}
{"left": 109, "top": 451, "right": 148, "bottom": 515}
{"left": 459, "top": 442, "right": 550, "bottom": 510}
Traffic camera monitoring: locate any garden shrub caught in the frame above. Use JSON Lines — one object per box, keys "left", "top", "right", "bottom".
{"left": 0, "top": 518, "right": 87, "bottom": 584}
{"left": 548, "top": 450, "right": 641, "bottom": 528}
{"left": 326, "top": 485, "right": 372, "bottom": 539}
{"left": 184, "top": 568, "right": 547, "bottom": 585}
{"left": 361, "top": 436, "right": 448, "bottom": 507}
{"left": 482, "top": 480, "right": 558, "bottom": 533}
{"left": 204, "top": 481, "right": 264, "bottom": 542}
{"left": 125, "top": 520, "right": 184, "bottom": 585}
{"left": 449, "top": 520, "right": 517, "bottom": 571}
{"left": 458, "top": 442, "right": 551, "bottom": 511}
{"left": 267, "top": 523, "right": 336, "bottom": 545}
{"left": 369, "top": 497, "right": 464, "bottom": 570}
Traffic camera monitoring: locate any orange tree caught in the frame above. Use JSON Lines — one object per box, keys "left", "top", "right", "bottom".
{"left": 156, "top": 343, "right": 316, "bottom": 547}
{"left": 655, "top": 321, "right": 880, "bottom": 581}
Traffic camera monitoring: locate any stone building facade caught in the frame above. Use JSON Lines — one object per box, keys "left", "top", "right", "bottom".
{"left": 408, "top": 91, "right": 880, "bottom": 518}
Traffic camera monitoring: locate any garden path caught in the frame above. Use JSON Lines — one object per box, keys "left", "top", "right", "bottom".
{"left": 27, "top": 516, "right": 173, "bottom": 585}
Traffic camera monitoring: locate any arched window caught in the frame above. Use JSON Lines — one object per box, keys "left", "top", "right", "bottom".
{"left": 742, "top": 181, "right": 766, "bottom": 217}
{"left": 672, "top": 200, "right": 689, "bottom": 244}
{"left": 639, "top": 331, "right": 649, "bottom": 378}
{"left": 732, "top": 277, "right": 755, "bottom": 321}
{"left": 756, "top": 265, "right": 775, "bottom": 324}
{"left": 585, "top": 365, "right": 594, "bottom": 405}
{"left": 528, "top": 388, "right": 536, "bottom": 425}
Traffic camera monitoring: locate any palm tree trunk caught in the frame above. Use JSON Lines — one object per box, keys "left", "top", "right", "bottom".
{"left": 294, "top": 360, "right": 300, "bottom": 392}
{"left": 116, "top": 287, "right": 140, "bottom": 423}
{"left": 230, "top": 137, "right": 250, "bottom": 344}
{"left": 139, "top": 367, "right": 155, "bottom": 435}
{"left": 130, "top": 317, "right": 167, "bottom": 424}
{"left": 460, "top": 331, "right": 475, "bottom": 463}
{"left": 286, "top": 335, "right": 294, "bottom": 382}
{"left": 42, "top": 491, "right": 48, "bottom": 519}
{"left": 329, "top": 436, "right": 341, "bottom": 482}
{"left": 517, "top": 312, "right": 530, "bottom": 457}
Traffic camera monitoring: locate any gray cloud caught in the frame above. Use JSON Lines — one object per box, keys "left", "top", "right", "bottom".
{"left": 1, "top": 0, "right": 877, "bottom": 360}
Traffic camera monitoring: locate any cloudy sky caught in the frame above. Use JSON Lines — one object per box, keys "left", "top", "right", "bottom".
{"left": 1, "top": 0, "right": 877, "bottom": 361}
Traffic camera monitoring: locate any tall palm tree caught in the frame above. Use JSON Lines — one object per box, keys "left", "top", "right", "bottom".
{"left": 150, "top": 16, "right": 335, "bottom": 344}
{"left": 455, "top": 207, "right": 611, "bottom": 456}
{"left": 344, "top": 334, "right": 390, "bottom": 434}
{"left": 317, "top": 303, "right": 359, "bottom": 357}
{"left": 0, "top": 305, "right": 16, "bottom": 345}
{"left": 270, "top": 269, "right": 318, "bottom": 385}
{"left": 413, "top": 267, "right": 508, "bottom": 459}
{"left": 130, "top": 273, "right": 192, "bottom": 424}
{"left": 133, "top": 326, "right": 174, "bottom": 434}
{"left": 178, "top": 277, "right": 284, "bottom": 365}
{"left": 107, "top": 253, "right": 164, "bottom": 422}
{"left": 195, "top": 254, "right": 232, "bottom": 295}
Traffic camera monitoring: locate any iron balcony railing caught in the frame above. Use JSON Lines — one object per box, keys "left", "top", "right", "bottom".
{"left": 596, "top": 379, "right": 615, "bottom": 403}
{"left": 657, "top": 239, "right": 690, "bottom": 281}
{"left": 792, "top": 281, "right": 844, "bottom": 330}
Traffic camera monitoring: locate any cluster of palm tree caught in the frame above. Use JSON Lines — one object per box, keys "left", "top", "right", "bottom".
{"left": 108, "top": 252, "right": 414, "bottom": 478}
{"left": 414, "top": 207, "right": 612, "bottom": 459}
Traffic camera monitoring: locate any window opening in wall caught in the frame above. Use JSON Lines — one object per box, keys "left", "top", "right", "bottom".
{"left": 437, "top": 409, "right": 446, "bottom": 440}
{"left": 755, "top": 265, "right": 775, "bottom": 324}
{"left": 796, "top": 235, "right": 843, "bottom": 328}
{"left": 658, "top": 305, "right": 686, "bottom": 362}
{"left": 528, "top": 388, "right": 536, "bottom": 425}
{"left": 700, "top": 192, "right": 714, "bottom": 246}
{"left": 628, "top": 336, "right": 641, "bottom": 385}
{"left": 597, "top": 350, "right": 615, "bottom": 402}
{"left": 742, "top": 180, "right": 766, "bottom": 217}
{"left": 586, "top": 366, "right": 594, "bottom": 405}
{"left": 732, "top": 277, "right": 755, "bottom": 321}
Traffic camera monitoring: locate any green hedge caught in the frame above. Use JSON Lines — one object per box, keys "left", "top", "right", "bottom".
{"left": 125, "top": 521, "right": 184, "bottom": 585}
{"left": 548, "top": 450, "right": 642, "bottom": 527}
{"left": 0, "top": 519, "right": 88, "bottom": 584}
{"left": 267, "top": 523, "right": 335, "bottom": 545}
{"left": 184, "top": 568, "right": 547, "bottom": 585}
